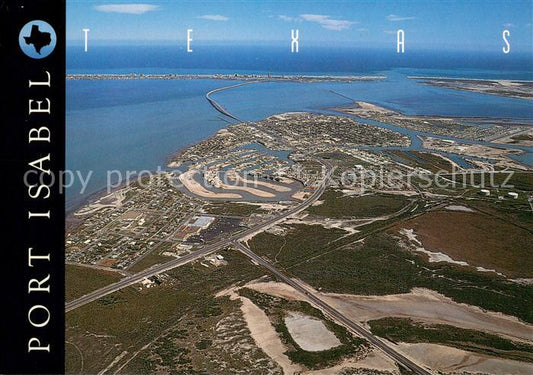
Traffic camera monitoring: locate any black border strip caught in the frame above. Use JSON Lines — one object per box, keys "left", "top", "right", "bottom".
{"left": 0, "top": 1, "right": 65, "bottom": 373}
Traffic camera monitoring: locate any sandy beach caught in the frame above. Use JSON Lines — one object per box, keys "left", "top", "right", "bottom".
{"left": 179, "top": 169, "right": 242, "bottom": 199}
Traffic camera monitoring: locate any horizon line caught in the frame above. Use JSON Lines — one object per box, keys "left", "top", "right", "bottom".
{"left": 65, "top": 41, "right": 533, "bottom": 54}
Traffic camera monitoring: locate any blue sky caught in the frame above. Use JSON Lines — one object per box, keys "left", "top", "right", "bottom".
{"left": 67, "top": 0, "right": 533, "bottom": 52}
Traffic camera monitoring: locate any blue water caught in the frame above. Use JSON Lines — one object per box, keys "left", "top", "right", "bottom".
{"left": 67, "top": 45, "right": 533, "bottom": 79}
{"left": 66, "top": 46, "right": 533, "bottom": 211}
{"left": 241, "top": 143, "right": 292, "bottom": 163}
{"left": 214, "top": 72, "right": 533, "bottom": 120}
{"left": 66, "top": 79, "right": 233, "bottom": 209}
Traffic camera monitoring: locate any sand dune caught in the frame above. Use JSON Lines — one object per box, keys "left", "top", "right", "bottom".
{"left": 246, "top": 281, "right": 533, "bottom": 343}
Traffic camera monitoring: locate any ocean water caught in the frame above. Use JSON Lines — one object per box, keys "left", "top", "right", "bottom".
{"left": 212, "top": 72, "right": 533, "bottom": 120}
{"left": 66, "top": 79, "right": 235, "bottom": 210}
{"left": 67, "top": 45, "right": 533, "bottom": 79}
{"left": 66, "top": 46, "right": 533, "bottom": 211}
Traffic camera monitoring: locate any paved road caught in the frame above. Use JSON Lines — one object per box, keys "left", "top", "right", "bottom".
{"left": 66, "top": 161, "right": 431, "bottom": 374}
{"left": 65, "top": 246, "right": 220, "bottom": 312}
{"left": 125, "top": 206, "right": 200, "bottom": 271}
{"left": 205, "top": 81, "right": 256, "bottom": 121}
{"left": 66, "top": 163, "right": 332, "bottom": 312}
{"left": 233, "top": 241, "right": 432, "bottom": 375}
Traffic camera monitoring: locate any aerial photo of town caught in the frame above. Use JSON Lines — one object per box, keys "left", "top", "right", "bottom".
{"left": 65, "top": 2, "right": 532, "bottom": 375}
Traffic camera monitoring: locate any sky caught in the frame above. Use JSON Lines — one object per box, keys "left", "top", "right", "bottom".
{"left": 67, "top": 0, "right": 533, "bottom": 52}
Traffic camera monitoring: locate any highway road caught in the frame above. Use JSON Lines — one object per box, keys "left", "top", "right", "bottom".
{"left": 233, "top": 241, "right": 432, "bottom": 375}
{"left": 66, "top": 162, "right": 333, "bottom": 312}
{"left": 66, "top": 160, "right": 431, "bottom": 374}
{"left": 65, "top": 245, "right": 220, "bottom": 312}
{"left": 205, "top": 81, "right": 256, "bottom": 121}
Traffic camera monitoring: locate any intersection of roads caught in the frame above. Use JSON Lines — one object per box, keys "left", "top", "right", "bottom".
{"left": 66, "top": 162, "right": 432, "bottom": 375}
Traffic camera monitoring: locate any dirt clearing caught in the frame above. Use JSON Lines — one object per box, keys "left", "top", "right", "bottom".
{"left": 284, "top": 312, "right": 342, "bottom": 351}
{"left": 246, "top": 281, "right": 533, "bottom": 343}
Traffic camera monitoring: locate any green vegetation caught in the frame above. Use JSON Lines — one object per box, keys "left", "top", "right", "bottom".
{"left": 249, "top": 223, "right": 346, "bottom": 267}
{"left": 464, "top": 196, "right": 533, "bottom": 230}
{"left": 195, "top": 339, "right": 212, "bottom": 350}
{"left": 389, "top": 150, "right": 453, "bottom": 172}
{"left": 66, "top": 250, "right": 267, "bottom": 374}
{"left": 66, "top": 264, "right": 122, "bottom": 302}
{"left": 307, "top": 189, "right": 410, "bottom": 219}
{"left": 510, "top": 134, "right": 533, "bottom": 142}
{"left": 155, "top": 336, "right": 191, "bottom": 368}
{"left": 451, "top": 171, "right": 533, "bottom": 192}
{"left": 126, "top": 242, "right": 175, "bottom": 273}
{"left": 339, "top": 369, "right": 398, "bottom": 375}
{"left": 404, "top": 209, "right": 533, "bottom": 278}
{"left": 65, "top": 342, "right": 84, "bottom": 374}
{"left": 399, "top": 209, "right": 533, "bottom": 278}
{"left": 290, "top": 233, "right": 533, "bottom": 323}
{"left": 126, "top": 252, "right": 174, "bottom": 273}
{"left": 409, "top": 175, "right": 464, "bottom": 196}
{"left": 398, "top": 364, "right": 417, "bottom": 375}
{"left": 298, "top": 159, "right": 324, "bottom": 174}
{"left": 196, "top": 296, "right": 223, "bottom": 318}
{"left": 250, "top": 199, "right": 532, "bottom": 323}
{"left": 317, "top": 151, "right": 375, "bottom": 173}
{"left": 318, "top": 151, "right": 362, "bottom": 164}
{"left": 203, "top": 202, "right": 264, "bottom": 216}
{"left": 239, "top": 288, "right": 367, "bottom": 369}
{"left": 369, "top": 317, "right": 533, "bottom": 363}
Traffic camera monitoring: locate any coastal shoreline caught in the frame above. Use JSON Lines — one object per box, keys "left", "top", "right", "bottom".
{"left": 66, "top": 77, "right": 533, "bottom": 215}
{"left": 409, "top": 76, "right": 533, "bottom": 100}
{"left": 66, "top": 73, "right": 387, "bottom": 83}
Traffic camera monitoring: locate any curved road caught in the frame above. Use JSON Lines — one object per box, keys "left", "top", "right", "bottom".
{"left": 66, "top": 160, "right": 431, "bottom": 374}
{"left": 65, "top": 162, "right": 332, "bottom": 312}
{"left": 205, "top": 81, "right": 257, "bottom": 121}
